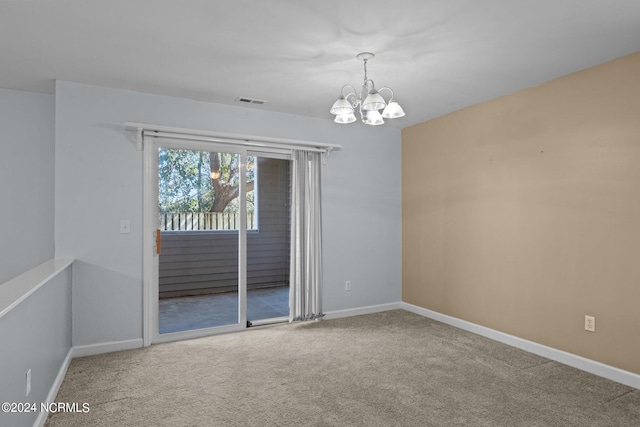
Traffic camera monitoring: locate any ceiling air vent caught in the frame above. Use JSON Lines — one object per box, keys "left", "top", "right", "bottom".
{"left": 235, "top": 96, "right": 268, "bottom": 105}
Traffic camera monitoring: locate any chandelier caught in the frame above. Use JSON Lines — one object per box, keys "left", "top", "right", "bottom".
{"left": 330, "top": 52, "right": 405, "bottom": 125}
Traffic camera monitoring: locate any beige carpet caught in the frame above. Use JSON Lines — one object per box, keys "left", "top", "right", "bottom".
{"left": 45, "top": 310, "right": 639, "bottom": 426}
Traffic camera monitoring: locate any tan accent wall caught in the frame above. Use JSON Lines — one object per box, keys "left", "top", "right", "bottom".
{"left": 402, "top": 52, "right": 640, "bottom": 375}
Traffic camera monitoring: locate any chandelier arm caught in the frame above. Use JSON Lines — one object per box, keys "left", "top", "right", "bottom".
{"left": 340, "top": 84, "right": 357, "bottom": 98}
{"left": 345, "top": 92, "right": 359, "bottom": 107}
{"left": 378, "top": 87, "right": 394, "bottom": 102}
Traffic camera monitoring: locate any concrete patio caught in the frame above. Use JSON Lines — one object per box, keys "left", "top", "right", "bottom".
{"left": 159, "top": 285, "right": 289, "bottom": 334}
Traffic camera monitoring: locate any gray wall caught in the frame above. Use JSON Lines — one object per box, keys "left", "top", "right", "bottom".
{"left": 0, "top": 88, "right": 67, "bottom": 427}
{"left": 159, "top": 157, "right": 291, "bottom": 297}
{"left": 54, "top": 81, "right": 402, "bottom": 347}
{"left": 0, "top": 264, "right": 72, "bottom": 427}
{"left": 0, "top": 88, "right": 55, "bottom": 285}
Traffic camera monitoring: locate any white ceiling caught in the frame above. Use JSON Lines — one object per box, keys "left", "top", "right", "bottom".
{"left": 1, "top": 0, "right": 639, "bottom": 128}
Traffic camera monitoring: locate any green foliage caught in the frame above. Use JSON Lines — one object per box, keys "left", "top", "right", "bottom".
{"left": 158, "top": 148, "right": 254, "bottom": 213}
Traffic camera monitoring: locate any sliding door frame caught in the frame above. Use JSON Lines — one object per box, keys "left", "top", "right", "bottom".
{"left": 143, "top": 139, "right": 248, "bottom": 345}
{"left": 136, "top": 123, "right": 341, "bottom": 346}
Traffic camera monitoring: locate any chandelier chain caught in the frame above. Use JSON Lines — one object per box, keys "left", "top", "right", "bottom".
{"left": 363, "top": 58, "right": 368, "bottom": 82}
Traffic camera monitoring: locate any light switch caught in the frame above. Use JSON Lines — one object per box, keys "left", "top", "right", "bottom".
{"left": 120, "top": 219, "right": 131, "bottom": 234}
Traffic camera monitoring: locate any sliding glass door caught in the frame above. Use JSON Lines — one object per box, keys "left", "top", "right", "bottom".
{"left": 157, "top": 146, "right": 245, "bottom": 334}
{"left": 149, "top": 139, "right": 291, "bottom": 342}
{"left": 150, "top": 140, "right": 246, "bottom": 342}
{"left": 246, "top": 156, "right": 291, "bottom": 325}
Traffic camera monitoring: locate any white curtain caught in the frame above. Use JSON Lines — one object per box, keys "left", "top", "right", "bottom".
{"left": 289, "top": 150, "right": 324, "bottom": 321}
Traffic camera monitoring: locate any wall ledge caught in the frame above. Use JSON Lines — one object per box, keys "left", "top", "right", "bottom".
{"left": 0, "top": 258, "right": 74, "bottom": 320}
{"left": 402, "top": 302, "right": 640, "bottom": 390}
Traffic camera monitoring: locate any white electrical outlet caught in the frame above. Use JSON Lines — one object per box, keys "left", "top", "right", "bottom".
{"left": 26, "top": 369, "right": 31, "bottom": 396}
{"left": 345, "top": 280, "right": 351, "bottom": 291}
{"left": 585, "top": 315, "right": 596, "bottom": 332}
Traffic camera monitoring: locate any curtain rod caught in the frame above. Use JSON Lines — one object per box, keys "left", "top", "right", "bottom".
{"left": 124, "top": 122, "right": 343, "bottom": 153}
{"left": 148, "top": 131, "right": 328, "bottom": 154}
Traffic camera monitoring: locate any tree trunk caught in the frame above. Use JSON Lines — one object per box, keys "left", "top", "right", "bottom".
{"left": 209, "top": 152, "right": 254, "bottom": 212}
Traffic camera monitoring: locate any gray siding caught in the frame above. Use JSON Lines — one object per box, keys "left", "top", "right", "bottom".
{"left": 159, "top": 158, "right": 290, "bottom": 297}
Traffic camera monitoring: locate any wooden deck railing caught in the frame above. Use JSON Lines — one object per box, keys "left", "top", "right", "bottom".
{"left": 159, "top": 212, "right": 256, "bottom": 231}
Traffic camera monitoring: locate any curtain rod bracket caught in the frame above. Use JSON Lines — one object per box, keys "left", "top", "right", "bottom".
{"left": 136, "top": 128, "right": 143, "bottom": 151}
{"left": 322, "top": 147, "right": 334, "bottom": 164}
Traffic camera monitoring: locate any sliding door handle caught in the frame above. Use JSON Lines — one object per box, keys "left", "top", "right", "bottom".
{"left": 156, "top": 229, "right": 162, "bottom": 254}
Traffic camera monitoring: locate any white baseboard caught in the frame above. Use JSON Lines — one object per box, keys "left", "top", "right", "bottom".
{"left": 37, "top": 303, "right": 637, "bottom": 427}
{"left": 70, "top": 338, "right": 144, "bottom": 358}
{"left": 402, "top": 302, "right": 640, "bottom": 390}
{"left": 35, "top": 339, "right": 143, "bottom": 426}
{"left": 33, "top": 348, "right": 74, "bottom": 427}
{"left": 324, "top": 302, "right": 402, "bottom": 320}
